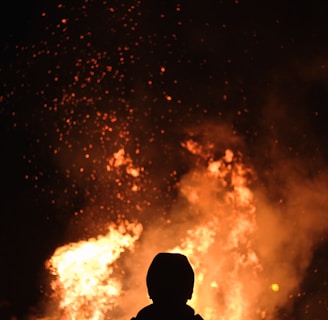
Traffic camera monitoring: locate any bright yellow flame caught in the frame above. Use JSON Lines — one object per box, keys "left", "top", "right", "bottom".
{"left": 47, "top": 221, "right": 142, "bottom": 320}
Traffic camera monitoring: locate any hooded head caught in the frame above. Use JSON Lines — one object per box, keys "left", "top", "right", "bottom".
{"left": 146, "top": 252, "right": 194, "bottom": 305}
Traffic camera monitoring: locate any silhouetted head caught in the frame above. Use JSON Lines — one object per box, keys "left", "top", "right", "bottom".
{"left": 146, "top": 252, "right": 194, "bottom": 305}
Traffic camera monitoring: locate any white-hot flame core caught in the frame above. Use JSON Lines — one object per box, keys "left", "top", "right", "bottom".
{"left": 47, "top": 221, "right": 142, "bottom": 320}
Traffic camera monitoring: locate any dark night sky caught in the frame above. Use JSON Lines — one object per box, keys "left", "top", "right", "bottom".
{"left": 1, "top": 1, "right": 328, "bottom": 319}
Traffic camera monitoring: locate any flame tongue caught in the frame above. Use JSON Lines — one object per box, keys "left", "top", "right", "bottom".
{"left": 169, "top": 148, "right": 261, "bottom": 320}
{"left": 47, "top": 221, "right": 142, "bottom": 320}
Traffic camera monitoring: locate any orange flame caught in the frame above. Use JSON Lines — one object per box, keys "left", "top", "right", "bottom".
{"left": 46, "top": 221, "right": 142, "bottom": 320}
{"left": 44, "top": 146, "right": 278, "bottom": 320}
{"left": 168, "top": 148, "right": 262, "bottom": 320}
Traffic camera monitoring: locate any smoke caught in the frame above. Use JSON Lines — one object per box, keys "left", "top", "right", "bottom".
{"left": 253, "top": 156, "right": 328, "bottom": 316}
{"left": 246, "top": 61, "right": 328, "bottom": 318}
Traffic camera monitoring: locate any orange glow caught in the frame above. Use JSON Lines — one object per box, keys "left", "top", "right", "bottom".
{"left": 44, "top": 146, "right": 288, "bottom": 320}
{"left": 46, "top": 221, "right": 142, "bottom": 320}
{"left": 106, "top": 148, "right": 140, "bottom": 178}
{"left": 168, "top": 147, "right": 261, "bottom": 320}
{"left": 271, "top": 283, "right": 280, "bottom": 292}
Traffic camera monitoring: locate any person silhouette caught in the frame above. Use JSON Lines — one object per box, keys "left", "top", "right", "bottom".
{"left": 131, "top": 252, "right": 204, "bottom": 320}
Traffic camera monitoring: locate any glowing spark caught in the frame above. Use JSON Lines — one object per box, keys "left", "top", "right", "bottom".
{"left": 271, "top": 283, "right": 280, "bottom": 292}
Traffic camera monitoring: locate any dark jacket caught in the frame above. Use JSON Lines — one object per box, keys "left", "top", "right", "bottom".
{"left": 131, "top": 303, "right": 204, "bottom": 320}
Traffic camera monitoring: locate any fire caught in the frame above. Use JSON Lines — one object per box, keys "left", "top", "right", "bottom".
{"left": 46, "top": 221, "right": 142, "bottom": 320}
{"left": 106, "top": 148, "right": 140, "bottom": 178}
{"left": 167, "top": 146, "right": 262, "bottom": 320}
{"left": 44, "top": 145, "right": 280, "bottom": 320}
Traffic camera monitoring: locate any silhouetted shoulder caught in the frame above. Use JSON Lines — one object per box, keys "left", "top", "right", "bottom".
{"left": 194, "top": 314, "right": 204, "bottom": 320}
{"left": 132, "top": 304, "right": 203, "bottom": 320}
